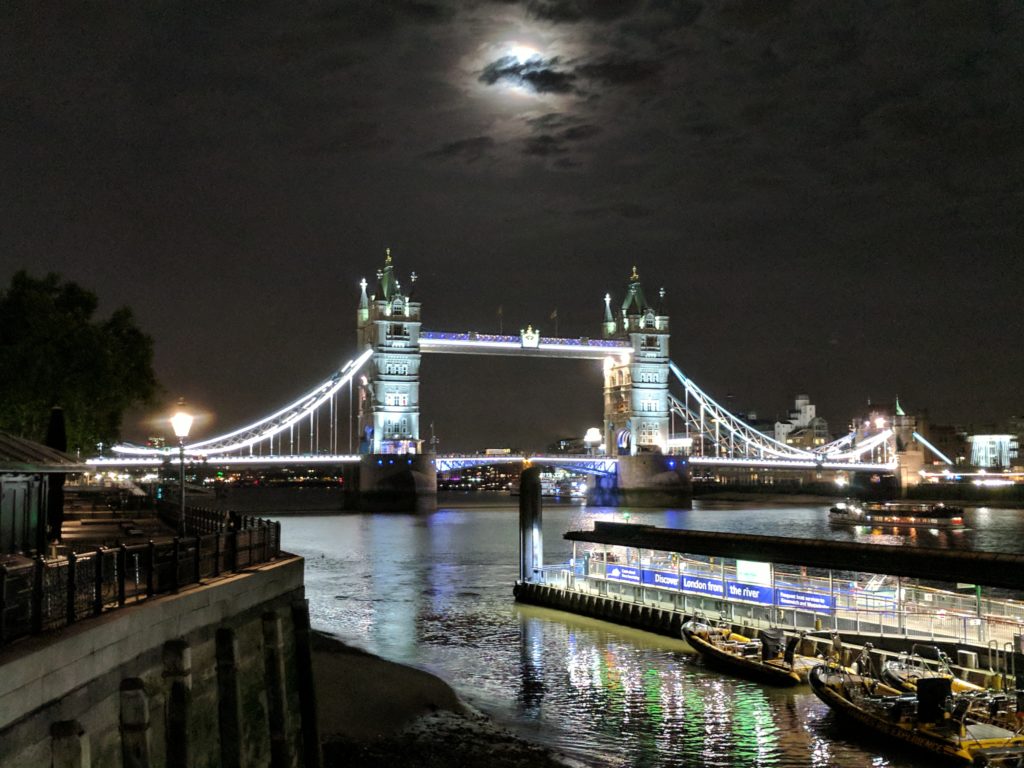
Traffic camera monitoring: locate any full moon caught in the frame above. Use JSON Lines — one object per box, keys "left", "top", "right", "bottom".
{"left": 506, "top": 44, "right": 539, "bottom": 64}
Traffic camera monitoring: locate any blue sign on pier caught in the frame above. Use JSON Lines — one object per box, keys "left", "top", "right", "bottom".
{"left": 603, "top": 565, "right": 834, "bottom": 613}
{"left": 605, "top": 564, "right": 641, "bottom": 584}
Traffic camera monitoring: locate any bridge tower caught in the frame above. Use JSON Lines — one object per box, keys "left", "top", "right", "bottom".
{"left": 593, "top": 267, "right": 689, "bottom": 506}
{"left": 357, "top": 248, "right": 423, "bottom": 453}
{"left": 602, "top": 267, "right": 670, "bottom": 457}
{"left": 355, "top": 250, "right": 435, "bottom": 510}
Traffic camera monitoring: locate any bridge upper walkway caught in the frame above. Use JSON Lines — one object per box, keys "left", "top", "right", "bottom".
{"left": 419, "top": 330, "right": 632, "bottom": 359}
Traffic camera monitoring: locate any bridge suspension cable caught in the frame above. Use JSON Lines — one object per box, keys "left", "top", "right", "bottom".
{"left": 113, "top": 348, "right": 373, "bottom": 458}
{"left": 667, "top": 362, "right": 815, "bottom": 460}
{"left": 666, "top": 363, "right": 898, "bottom": 467}
{"left": 813, "top": 431, "right": 855, "bottom": 456}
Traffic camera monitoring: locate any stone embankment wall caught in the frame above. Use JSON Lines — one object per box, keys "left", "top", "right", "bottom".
{"left": 0, "top": 556, "right": 320, "bottom": 768}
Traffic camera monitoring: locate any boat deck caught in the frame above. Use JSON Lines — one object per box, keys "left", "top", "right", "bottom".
{"left": 963, "top": 722, "right": 1018, "bottom": 742}
{"left": 764, "top": 657, "right": 817, "bottom": 674}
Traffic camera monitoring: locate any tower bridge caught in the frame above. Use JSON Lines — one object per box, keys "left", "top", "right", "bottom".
{"left": 104, "top": 250, "right": 924, "bottom": 510}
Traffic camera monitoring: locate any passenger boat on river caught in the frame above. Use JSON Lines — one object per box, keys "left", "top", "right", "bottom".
{"left": 882, "top": 645, "right": 984, "bottom": 694}
{"left": 809, "top": 663, "right": 1024, "bottom": 765}
{"left": 829, "top": 501, "right": 966, "bottom": 530}
{"left": 681, "top": 615, "right": 817, "bottom": 686}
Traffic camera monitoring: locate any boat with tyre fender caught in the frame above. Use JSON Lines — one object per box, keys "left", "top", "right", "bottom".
{"left": 809, "top": 661, "right": 1024, "bottom": 765}
{"left": 882, "top": 644, "right": 984, "bottom": 694}
{"left": 681, "top": 613, "right": 818, "bottom": 686}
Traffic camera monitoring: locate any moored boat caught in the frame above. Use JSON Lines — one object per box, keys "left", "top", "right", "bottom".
{"left": 882, "top": 645, "right": 984, "bottom": 694}
{"left": 681, "top": 616, "right": 817, "bottom": 686}
{"left": 809, "top": 662, "right": 1024, "bottom": 765}
{"left": 829, "top": 501, "right": 966, "bottom": 530}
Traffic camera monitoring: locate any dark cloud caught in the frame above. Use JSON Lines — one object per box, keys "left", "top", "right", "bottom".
{"left": 525, "top": 0, "right": 642, "bottom": 23}
{"left": 522, "top": 67, "right": 578, "bottom": 95}
{"left": 561, "top": 124, "right": 602, "bottom": 141}
{"left": 521, "top": 124, "right": 600, "bottom": 158}
{"left": 394, "top": 0, "right": 456, "bottom": 22}
{"left": 717, "top": 0, "right": 793, "bottom": 29}
{"left": 645, "top": 0, "right": 703, "bottom": 26}
{"left": 478, "top": 55, "right": 576, "bottom": 94}
{"left": 576, "top": 57, "right": 661, "bottom": 85}
{"left": 575, "top": 203, "right": 653, "bottom": 218}
{"left": 300, "top": 121, "right": 392, "bottom": 157}
{"left": 431, "top": 136, "right": 496, "bottom": 162}
{"left": 526, "top": 113, "right": 584, "bottom": 131}
{"left": 523, "top": 135, "right": 569, "bottom": 156}
{"left": 480, "top": 53, "right": 660, "bottom": 99}
{"left": 304, "top": 0, "right": 454, "bottom": 41}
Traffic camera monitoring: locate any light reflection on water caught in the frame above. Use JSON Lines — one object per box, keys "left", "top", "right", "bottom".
{"left": 271, "top": 498, "right": 1024, "bottom": 767}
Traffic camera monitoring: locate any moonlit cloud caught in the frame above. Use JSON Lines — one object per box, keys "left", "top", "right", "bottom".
{"left": 478, "top": 54, "right": 577, "bottom": 94}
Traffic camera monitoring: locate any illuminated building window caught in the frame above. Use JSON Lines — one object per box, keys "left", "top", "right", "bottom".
{"left": 639, "top": 422, "right": 659, "bottom": 444}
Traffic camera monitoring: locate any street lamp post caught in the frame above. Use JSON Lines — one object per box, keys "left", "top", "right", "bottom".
{"left": 170, "top": 403, "right": 193, "bottom": 535}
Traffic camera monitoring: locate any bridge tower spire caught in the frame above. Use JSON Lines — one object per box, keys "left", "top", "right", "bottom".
{"left": 357, "top": 249, "right": 423, "bottom": 455}
{"left": 602, "top": 267, "right": 670, "bottom": 458}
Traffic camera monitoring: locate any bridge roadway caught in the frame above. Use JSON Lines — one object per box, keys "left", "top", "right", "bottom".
{"left": 87, "top": 452, "right": 896, "bottom": 474}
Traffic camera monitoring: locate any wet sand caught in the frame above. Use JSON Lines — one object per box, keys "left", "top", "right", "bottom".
{"left": 312, "top": 631, "right": 580, "bottom": 767}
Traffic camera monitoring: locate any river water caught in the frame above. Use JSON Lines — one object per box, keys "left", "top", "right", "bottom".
{"left": 263, "top": 494, "right": 1024, "bottom": 767}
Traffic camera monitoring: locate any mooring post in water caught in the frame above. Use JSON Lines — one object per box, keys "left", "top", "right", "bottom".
{"left": 519, "top": 466, "right": 543, "bottom": 583}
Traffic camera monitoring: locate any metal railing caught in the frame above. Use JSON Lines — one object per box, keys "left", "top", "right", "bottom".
{"left": 0, "top": 515, "right": 282, "bottom": 648}
{"left": 532, "top": 561, "right": 1024, "bottom": 652}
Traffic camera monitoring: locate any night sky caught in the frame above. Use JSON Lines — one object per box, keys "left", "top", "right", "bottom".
{"left": 3, "top": 1, "right": 1022, "bottom": 452}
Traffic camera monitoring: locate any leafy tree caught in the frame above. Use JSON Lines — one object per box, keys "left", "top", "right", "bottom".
{"left": 0, "top": 271, "right": 159, "bottom": 454}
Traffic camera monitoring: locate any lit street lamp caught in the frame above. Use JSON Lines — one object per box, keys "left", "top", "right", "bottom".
{"left": 169, "top": 401, "right": 193, "bottom": 534}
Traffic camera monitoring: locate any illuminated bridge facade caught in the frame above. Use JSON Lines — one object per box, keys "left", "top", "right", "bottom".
{"left": 101, "top": 250, "right": 938, "bottom": 506}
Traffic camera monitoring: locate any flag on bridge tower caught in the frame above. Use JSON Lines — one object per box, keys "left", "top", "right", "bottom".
{"left": 550, "top": 308, "right": 558, "bottom": 335}
{"left": 497, "top": 304, "right": 503, "bottom": 333}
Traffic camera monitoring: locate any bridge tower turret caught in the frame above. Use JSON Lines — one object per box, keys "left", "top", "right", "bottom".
{"left": 357, "top": 249, "right": 423, "bottom": 455}
{"left": 602, "top": 267, "right": 670, "bottom": 458}
{"left": 602, "top": 293, "right": 616, "bottom": 338}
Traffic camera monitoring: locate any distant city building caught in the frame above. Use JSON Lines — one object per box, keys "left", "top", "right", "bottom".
{"left": 737, "top": 410, "right": 777, "bottom": 439}
{"left": 438, "top": 463, "right": 519, "bottom": 491}
{"left": 969, "top": 434, "right": 1019, "bottom": 468}
{"left": 774, "top": 395, "right": 829, "bottom": 448}
{"left": 1008, "top": 415, "right": 1024, "bottom": 468}
{"left": 547, "top": 437, "right": 586, "bottom": 454}
{"left": 925, "top": 424, "right": 969, "bottom": 465}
